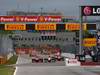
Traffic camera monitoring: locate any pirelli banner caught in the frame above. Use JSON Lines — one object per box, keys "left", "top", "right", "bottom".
{"left": 65, "top": 23, "right": 87, "bottom": 31}
{"left": 5, "top": 24, "right": 26, "bottom": 30}
{"left": 35, "top": 23, "right": 56, "bottom": 30}
{"left": 83, "top": 38, "right": 96, "bottom": 47}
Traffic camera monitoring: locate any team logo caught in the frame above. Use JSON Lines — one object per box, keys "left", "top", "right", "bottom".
{"left": 38, "top": 16, "right": 45, "bottom": 22}
{"left": 83, "top": 6, "right": 92, "bottom": 16}
{"left": 16, "top": 16, "right": 20, "bottom": 21}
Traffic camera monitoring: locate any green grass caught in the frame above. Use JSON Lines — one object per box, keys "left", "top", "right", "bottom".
{"left": 0, "top": 55, "right": 18, "bottom": 75}
{"left": 0, "top": 65, "right": 15, "bottom": 75}
{"left": 6, "top": 55, "right": 18, "bottom": 65}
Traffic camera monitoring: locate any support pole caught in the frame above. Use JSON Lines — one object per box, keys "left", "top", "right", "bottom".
{"left": 40, "top": 7, "right": 43, "bottom": 16}
{"left": 79, "top": 6, "right": 83, "bottom": 55}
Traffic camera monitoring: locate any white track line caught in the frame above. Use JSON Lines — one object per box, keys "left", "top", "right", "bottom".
{"left": 13, "top": 67, "right": 18, "bottom": 75}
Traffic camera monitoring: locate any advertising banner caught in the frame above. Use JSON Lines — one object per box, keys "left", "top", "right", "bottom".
{"left": 0, "top": 16, "right": 61, "bottom": 22}
{"left": 35, "top": 23, "right": 56, "bottom": 30}
{"left": 5, "top": 24, "right": 26, "bottom": 30}
{"left": 81, "top": 6, "right": 100, "bottom": 16}
{"left": 83, "top": 38, "right": 96, "bottom": 47}
{"left": 65, "top": 23, "right": 87, "bottom": 30}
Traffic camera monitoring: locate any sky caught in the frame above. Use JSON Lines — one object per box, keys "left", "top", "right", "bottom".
{"left": 0, "top": 0, "right": 100, "bottom": 17}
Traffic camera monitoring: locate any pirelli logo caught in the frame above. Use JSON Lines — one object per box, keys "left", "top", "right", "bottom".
{"left": 35, "top": 23, "right": 56, "bottom": 30}
{"left": 5, "top": 24, "right": 26, "bottom": 30}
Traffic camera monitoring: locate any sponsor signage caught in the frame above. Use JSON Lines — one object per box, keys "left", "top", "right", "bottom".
{"left": 65, "top": 23, "right": 87, "bottom": 30}
{"left": 5, "top": 24, "right": 26, "bottom": 30}
{"left": 68, "top": 59, "right": 78, "bottom": 64}
{"left": 66, "top": 23, "right": 80, "bottom": 30}
{"left": 35, "top": 23, "right": 56, "bottom": 30}
{"left": 83, "top": 38, "right": 96, "bottom": 47}
{"left": 81, "top": 6, "right": 100, "bottom": 16}
{"left": 41, "top": 32, "right": 56, "bottom": 36}
{"left": 0, "top": 16, "right": 61, "bottom": 22}
{"left": 65, "top": 58, "right": 80, "bottom": 66}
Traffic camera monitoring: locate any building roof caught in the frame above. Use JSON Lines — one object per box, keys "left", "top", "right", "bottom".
{"left": 7, "top": 11, "right": 63, "bottom": 16}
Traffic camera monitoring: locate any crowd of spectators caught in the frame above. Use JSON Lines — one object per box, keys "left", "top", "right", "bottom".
{"left": 82, "top": 47, "right": 100, "bottom": 62}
